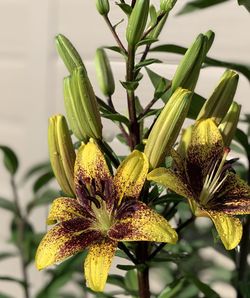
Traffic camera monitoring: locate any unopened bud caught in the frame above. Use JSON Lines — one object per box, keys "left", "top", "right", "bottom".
{"left": 197, "top": 69, "right": 239, "bottom": 125}
{"left": 55, "top": 34, "right": 85, "bottom": 74}
{"left": 144, "top": 88, "right": 192, "bottom": 168}
{"left": 96, "top": 0, "right": 110, "bottom": 15}
{"left": 48, "top": 115, "right": 76, "bottom": 196}
{"left": 126, "top": 0, "right": 150, "bottom": 46}
{"left": 64, "top": 67, "right": 103, "bottom": 141}
{"left": 219, "top": 102, "right": 241, "bottom": 147}
{"left": 171, "top": 33, "right": 209, "bottom": 94}
{"left": 160, "top": 0, "right": 177, "bottom": 13}
{"left": 95, "top": 48, "right": 115, "bottom": 96}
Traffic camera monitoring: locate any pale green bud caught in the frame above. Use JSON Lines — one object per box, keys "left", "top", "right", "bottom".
{"left": 160, "top": 0, "right": 177, "bottom": 13}
{"left": 64, "top": 67, "right": 102, "bottom": 141}
{"left": 55, "top": 34, "right": 85, "bottom": 74}
{"left": 197, "top": 69, "right": 239, "bottom": 125}
{"left": 48, "top": 115, "right": 76, "bottom": 196}
{"left": 96, "top": 0, "right": 110, "bottom": 15}
{"left": 95, "top": 48, "right": 115, "bottom": 96}
{"left": 126, "top": 0, "right": 150, "bottom": 46}
{"left": 219, "top": 102, "right": 241, "bottom": 147}
{"left": 144, "top": 88, "right": 192, "bottom": 169}
{"left": 171, "top": 33, "right": 209, "bottom": 94}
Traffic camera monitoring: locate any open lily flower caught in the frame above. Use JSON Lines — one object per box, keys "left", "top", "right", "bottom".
{"left": 36, "top": 141, "right": 177, "bottom": 292}
{"left": 148, "top": 118, "right": 250, "bottom": 250}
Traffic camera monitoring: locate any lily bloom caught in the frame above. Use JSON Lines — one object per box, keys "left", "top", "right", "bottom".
{"left": 148, "top": 118, "right": 250, "bottom": 250}
{"left": 36, "top": 141, "right": 177, "bottom": 292}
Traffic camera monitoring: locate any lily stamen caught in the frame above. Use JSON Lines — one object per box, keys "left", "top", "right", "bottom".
{"left": 200, "top": 148, "right": 230, "bottom": 205}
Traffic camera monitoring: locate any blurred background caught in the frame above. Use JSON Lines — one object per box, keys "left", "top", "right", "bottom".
{"left": 0, "top": 0, "right": 249, "bottom": 297}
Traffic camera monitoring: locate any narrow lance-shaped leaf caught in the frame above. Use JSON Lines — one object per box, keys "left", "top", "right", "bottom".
{"left": 0, "top": 146, "right": 19, "bottom": 175}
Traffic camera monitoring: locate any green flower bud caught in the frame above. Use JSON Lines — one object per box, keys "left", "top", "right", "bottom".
{"left": 95, "top": 48, "right": 115, "bottom": 96}
{"left": 197, "top": 69, "right": 239, "bottom": 125}
{"left": 55, "top": 34, "right": 85, "bottom": 74}
{"left": 178, "top": 125, "right": 193, "bottom": 158}
{"left": 160, "top": 0, "right": 177, "bottom": 13}
{"left": 64, "top": 67, "right": 102, "bottom": 141}
{"left": 48, "top": 115, "right": 76, "bottom": 196}
{"left": 171, "top": 33, "right": 209, "bottom": 94}
{"left": 144, "top": 88, "right": 192, "bottom": 169}
{"left": 219, "top": 102, "right": 241, "bottom": 147}
{"left": 126, "top": 0, "right": 150, "bottom": 46}
{"left": 96, "top": 0, "right": 110, "bottom": 16}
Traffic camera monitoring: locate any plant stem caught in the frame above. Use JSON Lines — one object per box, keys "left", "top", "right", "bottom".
{"left": 118, "top": 243, "right": 137, "bottom": 264}
{"left": 103, "top": 16, "right": 127, "bottom": 54}
{"left": 11, "top": 177, "right": 30, "bottom": 298}
{"left": 141, "top": 12, "right": 166, "bottom": 40}
{"left": 148, "top": 216, "right": 195, "bottom": 260}
{"left": 126, "top": 46, "right": 140, "bottom": 149}
{"left": 136, "top": 242, "right": 150, "bottom": 298}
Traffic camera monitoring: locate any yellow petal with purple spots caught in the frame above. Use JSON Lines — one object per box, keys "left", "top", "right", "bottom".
{"left": 113, "top": 150, "right": 149, "bottom": 204}
{"left": 47, "top": 197, "right": 90, "bottom": 225}
{"left": 36, "top": 222, "right": 101, "bottom": 270}
{"left": 207, "top": 211, "right": 242, "bottom": 250}
{"left": 147, "top": 167, "right": 192, "bottom": 200}
{"left": 84, "top": 240, "right": 117, "bottom": 292}
{"left": 109, "top": 201, "right": 177, "bottom": 244}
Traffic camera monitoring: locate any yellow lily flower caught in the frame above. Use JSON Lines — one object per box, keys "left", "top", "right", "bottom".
{"left": 148, "top": 118, "right": 250, "bottom": 250}
{"left": 36, "top": 141, "right": 177, "bottom": 292}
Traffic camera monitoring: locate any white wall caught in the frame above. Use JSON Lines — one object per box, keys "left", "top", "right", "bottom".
{"left": 0, "top": 1, "right": 249, "bottom": 297}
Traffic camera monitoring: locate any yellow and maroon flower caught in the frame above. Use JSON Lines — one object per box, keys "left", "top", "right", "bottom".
{"left": 36, "top": 141, "right": 177, "bottom": 292}
{"left": 148, "top": 118, "right": 250, "bottom": 250}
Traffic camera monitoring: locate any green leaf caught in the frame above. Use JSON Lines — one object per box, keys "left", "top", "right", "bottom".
{"left": 101, "top": 112, "right": 130, "bottom": 127}
{"left": 107, "top": 274, "right": 125, "bottom": 289}
{"left": 117, "top": 264, "right": 137, "bottom": 271}
{"left": 22, "top": 162, "right": 52, "bottom": 182}
{"left": 238, "top": 0, "right": 250, "bottom": 12}
{"left": 158, "top": 278, "right": 185, "bottom": 298}
{"left": 116, "top": 3, "right": 132, "bottom": 15}
{"left": 0, "top": 276, "right": 26, "bottom": 287}
{"left": 27, "top": 189, "right": 59, "bottom": 213}
{"left": 150, "top": 44, "right": 250, "bottom": 82}
{"left": 0, "top": 197, "right": 16, "bottom": 213}
{"left": 186, "top": 274, "right": 220, "bottom": 298}
{"left": 33, "top": 171, "right": 54, "bottom": 193}
{"left": 104, "top": 46, "right": 126, "bottom": 56}
{"left": 234, "top": 128, "right": 250, "bottom": 155}
{"left": 0, "top": 146, "right": 19, "bottom": 175}
{"left": 135, "top": 59, "right": 162, "bottom": 71}
{"left": 124, "top": 270, "right": 138, "bottom": 293}
{"left": 0, "top": 252, "right": 16, "bottom": 261}
{"left": 177, "top": 0, "right": 229, "bottom": 15}
{"left": 137, "top": 38, "right": 158, "bottom": 48}
{"left": 120, "top": 80, "right": 139, "bottom": 91}
{"left": 0, "top": 293, "right": 13, "bottom": 298}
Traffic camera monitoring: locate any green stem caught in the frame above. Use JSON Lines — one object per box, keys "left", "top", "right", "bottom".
{"left": 97, "top": 140, "right": 120, "bottom": 168}
{"left": 126, "top": 46, "right": 140, "bottom": 149}
{"left": 136, "top": 242, "right": 150, "bottom": 298}
{"left": 11, "top": 177, "right": 30, "bottom": 298}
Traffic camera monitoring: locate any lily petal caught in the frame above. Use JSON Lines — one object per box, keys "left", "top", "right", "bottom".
{"left": 36, "top": 223, "right": 101, "bottom": 270}
{"left": 147, "top": 167, "right": 192, "bottom": 200}
{"left": 207, "top": 211, "right": 242, "bottom": 250}
{"left": 210, "top": 172, "right": 250, "bottom": 215}
{"left": 113, "top": 150, "right": 149, "bottom": 204}
{"left": 74, "top": 142, "right": 113, "bottom": 206}
{"left": 109, "top": 201, "right": 178, "bottom": 244}
{"left": 186, "top": 119, "right": 224, "bottom": 191}
{"left": 84, "top": 239, "right": 117, "bottom": 292}
{"left": 47, "top": 197, "right": 92, "bottom": 225}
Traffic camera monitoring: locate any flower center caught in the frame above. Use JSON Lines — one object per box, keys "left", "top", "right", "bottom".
{"left": 199, "top": 148, "right": 229, "bottom": 205}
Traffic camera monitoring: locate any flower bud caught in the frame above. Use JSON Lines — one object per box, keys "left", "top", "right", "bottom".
{"left": 160, "top": 0, "right": 177, "bottom": 13}
{"left": 144, "top": 88, "right": 192, "bottom": 169}
{"left": 55, "top": 34, "right": 85, "bottom": 74}
{"left": 197, "top": 69, "right": 239, "bottom": 125}
{"left": 219, "top": 102, "right": 241, "bottom": 147}
{"left": 96, "top": 0, "right": 110, "bottom": 15}
{"left": 95, "top": 48, "right": 115, "bottom": 96}
{"left": 48, "top": 115, "right": 76, "bottom": 196}
{"left": 126, "top": 0, "right": 150, "bottom": 46}
{"left": 65, "top": 67, "right": 102, "bottom": 140}
{"left": 171, "top": 33, "right": 209, "bottom": 94}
